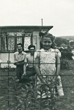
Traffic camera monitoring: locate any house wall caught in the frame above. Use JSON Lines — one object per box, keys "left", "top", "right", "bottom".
{"left": 0, "top": 31, "right": 40, "bottom": 68}
{"left": 0, "top": 53, "right": 16, "bottom": 68}
{"left": 33, "top": 31, "right": 40, "bottom": 50}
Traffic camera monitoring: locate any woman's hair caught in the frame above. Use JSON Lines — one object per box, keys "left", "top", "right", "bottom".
{"left": 28, "top": 45, "right": 35, "bottom": 50}
{"left": 17, "top": 43, "right": 23, "bottom": 47}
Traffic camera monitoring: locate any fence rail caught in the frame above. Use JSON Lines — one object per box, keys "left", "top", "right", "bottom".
{"left": 0, "top": 52, "right": 74, "bottom": 110}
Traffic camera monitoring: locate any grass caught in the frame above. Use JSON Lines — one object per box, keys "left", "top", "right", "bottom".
{"left": 0, "top": 60, "right": 74, "bottom": 110}
{"left": 55, "top": 60, "right": 74, "bottom": 110}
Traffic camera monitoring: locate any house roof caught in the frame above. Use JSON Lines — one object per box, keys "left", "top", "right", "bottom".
{"left": 0, "top": 25, "right": 53, "bottom": 32}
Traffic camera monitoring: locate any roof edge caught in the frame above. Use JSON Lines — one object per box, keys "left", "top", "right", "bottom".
{"left": 0, "top": 25, "right": 53, "bottom": 28}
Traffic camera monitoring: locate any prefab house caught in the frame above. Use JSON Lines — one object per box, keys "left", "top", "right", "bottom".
{"left": 0, "top": 26, "right": 53, "bottom": 68}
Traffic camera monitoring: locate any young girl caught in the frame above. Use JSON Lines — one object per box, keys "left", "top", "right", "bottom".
{"left": 34, "top": 32, "right": 63, "bottom": 109}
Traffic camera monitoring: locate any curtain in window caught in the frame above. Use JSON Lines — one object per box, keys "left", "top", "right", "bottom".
{"left": 8, "top": 37, "right": 15, "bottom": 51}
{"left": 24, "top": 36, "right": 31, "bottom": 50}
{"left": 1, "top": 33, "right": 7, "bottom": 51}
{"left": 17, "top": 37, "right": 22, "bottom": 44}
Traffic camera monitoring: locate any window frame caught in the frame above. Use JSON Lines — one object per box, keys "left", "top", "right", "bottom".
{"left": 1, "top": 36, "right": 16, "bottom": 53}
{"left": 1, "top": 35, "right": 24, "bottom": 53}
{"left": 0, "top": 31, "right": 32, "bottom": 53}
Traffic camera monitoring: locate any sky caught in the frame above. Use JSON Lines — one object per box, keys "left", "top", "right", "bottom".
{"left": 0, "top": 0, "right": 74, "bottom": 36}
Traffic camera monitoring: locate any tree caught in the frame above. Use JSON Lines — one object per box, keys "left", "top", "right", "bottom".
{"left": 55, "top": 37, "right": 69, "bottom": 47}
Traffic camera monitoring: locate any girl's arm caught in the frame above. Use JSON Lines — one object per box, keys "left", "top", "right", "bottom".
{"left": 55, "top": 53, "right": 61, "bottom": 86}
{"left": 56, "top": 54, "right": 60, "bottom": 76}
{"left": 34, "top": 57, "right": 45, "bottom": 84}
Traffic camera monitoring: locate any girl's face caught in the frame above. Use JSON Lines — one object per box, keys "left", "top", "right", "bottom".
{"left": 42, "top": 37, "right": 52, "bottom": 50}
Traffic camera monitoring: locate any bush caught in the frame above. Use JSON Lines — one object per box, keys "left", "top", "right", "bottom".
{"left": 60, "top": 59, "right": 70, "bottom": 69}
{"left": 59, "top": 48, "right": 73, "bottom": 60}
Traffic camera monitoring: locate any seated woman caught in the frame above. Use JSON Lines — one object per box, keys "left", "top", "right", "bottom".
{"left": 26, "top": 45, "right": 36, "bottom": 84}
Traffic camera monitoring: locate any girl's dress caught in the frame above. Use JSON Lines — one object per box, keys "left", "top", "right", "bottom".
{"left": 35, "top": 48, "right": 58, "bottom": 99}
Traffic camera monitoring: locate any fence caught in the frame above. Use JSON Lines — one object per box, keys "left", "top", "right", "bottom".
{"left": 0, "top": 52, "right": 74, "bottom": 110}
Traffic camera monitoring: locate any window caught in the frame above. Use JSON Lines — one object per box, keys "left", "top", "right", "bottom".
{"left": 0, "top": 31, "right": 31, "bottom": 52}
{"left": 1, "top": 32, "right": 23, "bottom": 52}
{"left": 1, "top": 36, "right": 15, "bottom": 52}
{"left": 17, "top": 37, "right": 22, "bottom": 44}
{"left": 1, "top": 33, "right": 8, "bottom": 51}
{"left": 24, "top": 33, "right": 31, "bottom": 50}
{"left": 8, "top": 37, "right": 15, "bottom": 51}
{"left": 24, "top": 37, "right": 31, "bottom": 50}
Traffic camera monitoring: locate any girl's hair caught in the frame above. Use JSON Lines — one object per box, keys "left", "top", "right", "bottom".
{"left": 42, "top": 33, "right": 55, "bottom": 42}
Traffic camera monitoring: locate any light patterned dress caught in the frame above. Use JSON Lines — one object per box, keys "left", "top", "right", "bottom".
{"left": 35, "top": 48, "right": 61, "bottom": 99}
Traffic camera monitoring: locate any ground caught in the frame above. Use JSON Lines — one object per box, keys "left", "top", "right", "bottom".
{"left": 0, "top": 60, "right": 74, "bottom": 110}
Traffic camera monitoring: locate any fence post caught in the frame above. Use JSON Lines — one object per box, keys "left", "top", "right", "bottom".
{"left": 8, "top": 51, "right": 10, "bottom": 107}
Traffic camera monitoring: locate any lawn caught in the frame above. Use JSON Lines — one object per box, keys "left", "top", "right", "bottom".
{"left": 55, "top": 60, "right": 74, "bottom": 110}
{"left": 0, "top": 60, "right": 74, "bottom": 110}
